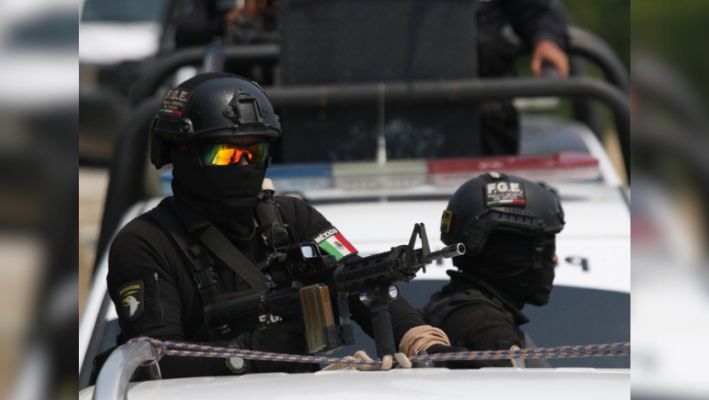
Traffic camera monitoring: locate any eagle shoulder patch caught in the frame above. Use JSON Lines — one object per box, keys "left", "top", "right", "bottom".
{"left": 118, "top": 280, "right": 144, "bottom": 321}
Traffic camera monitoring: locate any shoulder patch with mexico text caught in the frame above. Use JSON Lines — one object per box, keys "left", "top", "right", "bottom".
{"left": 118, "top": 280, "right": 144, "bottom": 321}
{"left": 313, "top": 227, "right": 357, "bottom": 261}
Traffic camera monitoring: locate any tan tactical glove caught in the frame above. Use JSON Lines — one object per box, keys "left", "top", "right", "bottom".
{"left": 398, "top": 325, "right": 451, "bottom": 357}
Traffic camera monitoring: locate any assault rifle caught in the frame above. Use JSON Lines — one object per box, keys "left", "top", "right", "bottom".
{"left": 203, "top": 223, "right": 465, "bottom": 357}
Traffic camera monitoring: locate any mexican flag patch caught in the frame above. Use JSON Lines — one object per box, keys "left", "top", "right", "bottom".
{"left": 313, "top": 227, "right": 357, "bottom": 261}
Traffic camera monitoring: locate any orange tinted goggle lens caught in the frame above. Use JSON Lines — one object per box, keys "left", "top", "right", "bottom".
{"left": 201, "top": 143, "right": 268, "bottom": 166}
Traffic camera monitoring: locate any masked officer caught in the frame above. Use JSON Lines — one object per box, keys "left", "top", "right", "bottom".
{"left": 423, "top": 172, "right": 565, "bottom": 367}
{"left": 106, "top": 73, "right": 452, "bottom": 378}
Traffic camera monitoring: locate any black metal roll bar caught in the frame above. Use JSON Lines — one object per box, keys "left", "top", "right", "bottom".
{"left": 265, "top": 77, "right": 629, "bottom": 179}
{"left": 568, "top": 27, "right": 628, "bottom": 92}
{"left": 567, "top": 27, "right": 629, "bottom": 146}
{"left": 129, "top": 43, "right": 280, "bottom": 106}
{"left": 265, "top": 77, "right": 628, "bottom": 115}
{"left": 128, "top": 27, "right": 627, "bottom": 105}
{"left": 94, "top": 97, "right": 162, "bottom": 268}
{"left": 633, "top": 54, "right": 707, "bottom": 132}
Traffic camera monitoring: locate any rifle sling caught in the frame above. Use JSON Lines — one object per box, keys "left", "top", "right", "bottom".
{"left": 172, "top": 198, "right": 269, "bottom": 292}
{"left": 196, "top": 224, "right": 268, "bottom": 292}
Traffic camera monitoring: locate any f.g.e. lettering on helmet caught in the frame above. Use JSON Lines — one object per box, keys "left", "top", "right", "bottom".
{"left": 440, "top": 172, "right": 565, "bottom": 255}
{"left": 150, "top": 73, "right": 282, "bottom": 168}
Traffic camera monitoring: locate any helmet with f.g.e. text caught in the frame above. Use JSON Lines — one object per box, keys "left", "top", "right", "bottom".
{"left": 440, "top": 172, "right": 565, "bottom": 260}
{"left": 441, "top": 172, "right": 565, "bottom": 306}
{"left": 150, "top": 73, "right": 281, "bottom": 168}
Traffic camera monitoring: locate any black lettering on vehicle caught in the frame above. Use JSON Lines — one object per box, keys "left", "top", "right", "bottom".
{"left": 564, "top": 256, "right": 590, "bottom": 272}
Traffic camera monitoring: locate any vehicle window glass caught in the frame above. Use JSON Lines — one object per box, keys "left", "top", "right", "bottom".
{"left": 81, "top": 0, "right": 166, "bottom": 23}
{"left": 8, "top": 12, "right": 78, "bottom": 49}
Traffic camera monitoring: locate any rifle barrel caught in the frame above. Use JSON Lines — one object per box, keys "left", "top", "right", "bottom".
{"left": 427, "top": 243, "right": 466, "bottom": 260}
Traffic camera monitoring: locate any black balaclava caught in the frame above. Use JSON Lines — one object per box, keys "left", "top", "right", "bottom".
{"left": 455, "top": 231, "right": 557, "bottom": 308}
{"left": 170, "top": 148, "right": 266, "bottom": 241}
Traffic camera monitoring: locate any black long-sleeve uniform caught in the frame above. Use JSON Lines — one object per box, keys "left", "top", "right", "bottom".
{"left": 173, "top": 0, "right": 227, "bottom": 48}
{"left": 478, "top": 0, "right": 569, "bottom": 77}
{"left": 477, "top": 0, "right": 569, "bottom": 155}
{"left": 423, "top": 273, "right": 529, "bottom": 368}
{"left": 107, "top": 195, "right": 425, "bottom": 378}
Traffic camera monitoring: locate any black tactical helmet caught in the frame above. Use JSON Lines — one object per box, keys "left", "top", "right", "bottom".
{"left": 150, "top": 73, "right": 281, "bottom": 168}
{"left": 441, "top": 172, "right": 565, "bottom": 265}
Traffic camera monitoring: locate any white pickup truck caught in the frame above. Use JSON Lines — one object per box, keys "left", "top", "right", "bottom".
{"left": 79, "top": 113, "right": 630, "bottom": 399}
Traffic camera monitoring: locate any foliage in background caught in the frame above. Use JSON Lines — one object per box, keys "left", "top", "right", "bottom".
{"left": 562, "top": 0, "right": 629, "bottom": 69}
{"left": 632, "top": 0, "right": 709, "bottom": 102}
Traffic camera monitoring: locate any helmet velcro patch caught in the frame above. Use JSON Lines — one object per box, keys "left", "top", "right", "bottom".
{"left": 441, "top": 210, "right": 453, "bottom": 234}
{"left": 485, "top": 181, "right": 526, "bottom": 207}
{"left": 160, "top": 88, "right": 194, "bottom": 117}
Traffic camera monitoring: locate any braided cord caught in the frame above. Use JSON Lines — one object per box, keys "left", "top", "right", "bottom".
{"left": 128, "top": 337, "right": 629, "bottom": 366}
{"left": 411, "top": 342, "right": 629, "bottom": 362}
